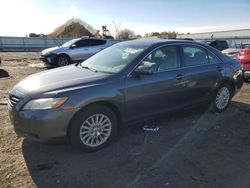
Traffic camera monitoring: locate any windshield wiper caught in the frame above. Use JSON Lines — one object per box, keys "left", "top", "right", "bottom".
{"left": 80, "top": 65, "right": 98, "bottom": 72}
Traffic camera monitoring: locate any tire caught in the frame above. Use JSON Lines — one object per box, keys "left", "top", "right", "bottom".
{"left": 56, "top": 55, "right": 70, "bottom": 67}
{"left": 243, "top": 71, "right": 250, "bottom": 83}
{"left": 69, "top": 105, "right": 118, "bottom": 152}
{"left": 244, "top": 76, "right": 250, "bottom": 83}
{"left": 210, "top": 83, "right": 232, "bottom": 113}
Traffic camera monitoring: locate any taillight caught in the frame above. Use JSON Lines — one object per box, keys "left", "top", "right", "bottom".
{"left": 240, "top": 49, "right": 250, "bottom": 55}
{"left": 242, "top": 62, "right": 250, "bottom": 70}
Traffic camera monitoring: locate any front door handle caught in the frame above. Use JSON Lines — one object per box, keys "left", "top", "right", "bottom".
{"left": 217, "top": 66, "right": 223, "bottom": 72}
{"left": 176, "top": 74, "right": 184, "bottom": 80}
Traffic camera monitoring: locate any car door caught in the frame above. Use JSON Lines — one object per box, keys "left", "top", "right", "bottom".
{"left": 179, "top": 45, "right": 224, "bottom": 106}
{"left": 85, "top": 39, "right": 108, "bottom": 57}
{"left": 125, "top": 45, "right": 187, "bottom": 121}
{"left": 69, "top": 39, "right": 90, "bottom": 61}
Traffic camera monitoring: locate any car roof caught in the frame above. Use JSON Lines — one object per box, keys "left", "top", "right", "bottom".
{"left": 80, "top": 37, "right": 108, "bottom": 40}
{"left": 201, "top": 39, "right": 227, "bottom": 42}
{"left": 116, "top": 39, "right": 203, "bottom": 48}
{"left": 116, "top": 39, "right": 233, "bottom": 63}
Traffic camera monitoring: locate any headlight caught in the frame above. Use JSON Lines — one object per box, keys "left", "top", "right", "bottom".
{"left": 22, "top": 97, "right": 68, "bottom": 110}
{"left": 42, "top": 51, "right": 52, "bottom": 56}
{"left": 41, "top": 51, "right": 48, "bottom": 56}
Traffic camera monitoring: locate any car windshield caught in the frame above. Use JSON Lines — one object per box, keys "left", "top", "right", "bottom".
{"left": 61, "top": 39, "right": 79, "bottom": 47}
{"left": 80, "top": 43, "right": 146, "bottom": 73}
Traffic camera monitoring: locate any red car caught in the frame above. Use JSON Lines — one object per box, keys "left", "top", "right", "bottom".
{"left": 237, "top": 47, "right": 250, "bottom": 81}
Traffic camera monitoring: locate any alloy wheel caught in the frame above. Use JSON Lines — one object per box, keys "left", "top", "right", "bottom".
{"left": 215, "top": 86, "right": 230, "bottom": 110}
{"left": 57, "top": 56, "right": 69, "bottom": 66}
{"left": 79, "top": 114, "right": 112, "bottom": 147}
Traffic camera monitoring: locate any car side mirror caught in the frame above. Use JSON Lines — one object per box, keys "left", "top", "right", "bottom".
{"left": 131, "top": 69, "right": 153, "bottom": 78}
{"left": 70, "top": 44, "right": 76, "bottom": 49}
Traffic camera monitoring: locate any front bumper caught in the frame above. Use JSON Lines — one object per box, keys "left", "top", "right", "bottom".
{"left": 233, "top": 70, "right": 244, "bottom": 94}
{"left": 40, "top": 53, "right": 57, "bottom": 65}
{"left": 8, "top": 93, "right": 75, "bottom": 141}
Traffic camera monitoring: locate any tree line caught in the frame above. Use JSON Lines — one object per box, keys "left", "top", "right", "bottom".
{"left": 28, "top": 30, "right": 185, "bottom": 40}
{"left": 116, "top": 29, "right": 181, "bottom": 40}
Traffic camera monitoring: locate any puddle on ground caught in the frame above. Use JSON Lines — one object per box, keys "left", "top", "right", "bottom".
{"left": 0, "top": 98, "right": 8, "bottom": 105}
{"left": 29, "top": 63, "right": 48, "bottom": 68}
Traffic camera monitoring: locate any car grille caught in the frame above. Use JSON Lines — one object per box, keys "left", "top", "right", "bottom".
{"left": 8, "top": 95, "right": 22, "bottom": 109}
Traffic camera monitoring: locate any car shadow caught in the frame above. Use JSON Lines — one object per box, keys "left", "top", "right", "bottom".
{"left": 22, "top": 101, "right": 250, "bottom": 188}
{"left": 0, "top": 69, "right": 9, "bottom": 78}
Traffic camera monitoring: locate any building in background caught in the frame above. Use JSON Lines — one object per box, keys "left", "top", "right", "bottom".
{"left": 178, "top": 29, "right": 250, "bottom": 49}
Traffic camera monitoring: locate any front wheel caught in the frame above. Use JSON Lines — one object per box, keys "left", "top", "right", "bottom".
{"left": 243, "top": 74, "right": 250, "bottom": 83}
{"left": 69, "top": 105, "right": 118, "bottom": 152}
{"left": 210, "top": 84, "right": 232, "bottom": 113}
{"left": 56, "top": 55, "right": 70, "bottom": 67}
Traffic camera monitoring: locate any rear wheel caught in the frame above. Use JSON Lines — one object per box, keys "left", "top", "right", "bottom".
{"left": 56, "top": 55, "right": 70, "bottom": 67}
{"left": 243, "top": 74, "right": 250, "bottom": 82}
{"left": 210, "top": 84, "right": 232, "bottom": 113}
{"left": 69, "top": 105, "right": 118, "bottom": 152}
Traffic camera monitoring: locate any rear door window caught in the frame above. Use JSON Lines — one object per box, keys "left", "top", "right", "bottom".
{"left": 182, "top": 46, "right": 209, "bottom": 67}
{"left": 74, "top": 39, "right": 89, "bottom": 47}
{"left": 87, "top": 39, "right": 107, "bottom": 46}
{"left": 74, "top": 39, "right": 107, "bottom": 48}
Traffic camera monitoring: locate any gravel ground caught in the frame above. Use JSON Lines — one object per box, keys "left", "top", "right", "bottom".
{"left": 0, "top": 52, "right": 250, "bottom": 188}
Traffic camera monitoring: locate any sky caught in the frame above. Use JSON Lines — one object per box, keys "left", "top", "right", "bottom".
{"left": 0, "top": 0, "right": 249, "bottom": 37}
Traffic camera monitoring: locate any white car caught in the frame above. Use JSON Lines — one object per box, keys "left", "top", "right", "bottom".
{"left": 222, "top": 48, "right": 241, "bottom": 59}
{"left": 40, "top": 37, "right": 115, "bottom": 67}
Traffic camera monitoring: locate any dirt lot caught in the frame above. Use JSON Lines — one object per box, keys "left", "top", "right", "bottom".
{"left": 0, "top": 52, "right": 250, "bottom": 188}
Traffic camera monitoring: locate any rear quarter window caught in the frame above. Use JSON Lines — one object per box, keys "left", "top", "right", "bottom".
{"left": 207, "top": 51, "right": 222, "bottom": 64}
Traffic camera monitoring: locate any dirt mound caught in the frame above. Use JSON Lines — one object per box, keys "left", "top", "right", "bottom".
{"left": 49, "top": 18, "right": 96, "bottom": 38}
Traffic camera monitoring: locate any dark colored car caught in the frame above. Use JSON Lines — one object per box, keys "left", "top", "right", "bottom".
{"left": 201, "top": 40, "right": 229, "bottom": 51}
{"left": 237, "top": 47, "right": 250, "bottom": 81}
{"left": 40, "top": 37, "right": 114, "bottom": 67}
{"left": 9, "top": 39, "right": 243, "bottom": 151}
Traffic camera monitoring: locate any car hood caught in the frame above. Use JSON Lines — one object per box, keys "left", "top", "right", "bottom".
{"left": 12, "top": 65, "right": 112, "bottom": 97}
{"left": 41, "top": 46, "right": 67, "bottom": 55}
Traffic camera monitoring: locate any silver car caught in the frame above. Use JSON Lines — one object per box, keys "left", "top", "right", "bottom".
{"left": 40, "top": 37, "right": 114, "bottom": 67}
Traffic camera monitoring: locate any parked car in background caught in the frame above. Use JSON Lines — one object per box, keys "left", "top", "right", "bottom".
{"left": 40, "top": 37, "right": 114, "bottom": 67}
{"left": 222, "top": 48, "right": 241, "bottom": 59}
{"left": 201, "top": 40, "right": 229, "bottom": 51}
{"left": 237, "top": 47, "right": 250, "bottom": 81}
{"left": 9, "top": 39, "right": 243, "bottom": 151}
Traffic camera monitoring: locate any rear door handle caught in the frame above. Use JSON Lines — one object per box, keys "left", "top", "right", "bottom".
{"left": 217, "top": 66, "right": 223, "bottom": 72}
{"left": 176, "top": 74, "right": 184, "bottom": 80}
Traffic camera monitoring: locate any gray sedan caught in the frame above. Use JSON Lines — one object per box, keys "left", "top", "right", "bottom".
{"left": 9, "top": 39, "right": 243, "bottom": 151}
